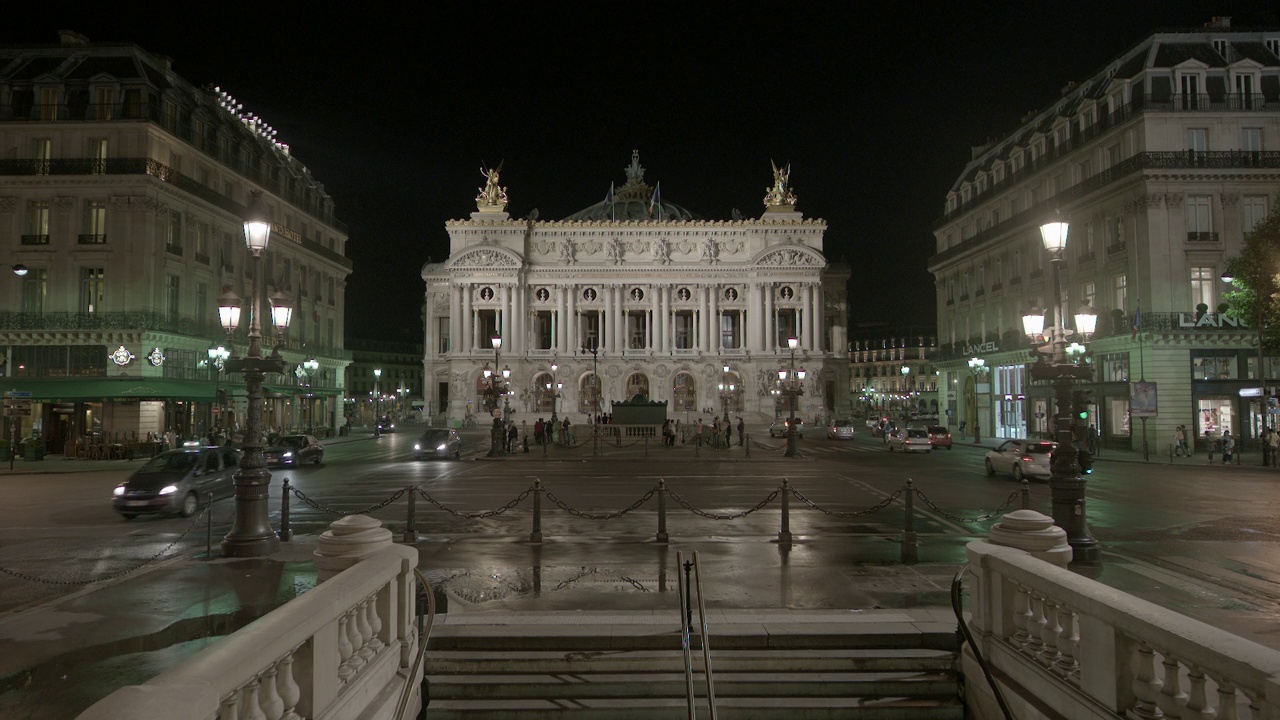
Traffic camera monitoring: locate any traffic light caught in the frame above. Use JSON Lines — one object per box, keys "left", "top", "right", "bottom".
{"left": 1072, "top": 390, "right": 1092, "bottom": 422}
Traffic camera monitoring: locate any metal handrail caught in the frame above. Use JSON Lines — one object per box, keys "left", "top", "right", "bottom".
{"left": 951, "top": 564, "right": 1014, "bottom": 720}
{"left": 395, "top": 567, "right": 438, "bottom": 720}
{"left": 676, "top": 550, "right": 718, "bottom": 720}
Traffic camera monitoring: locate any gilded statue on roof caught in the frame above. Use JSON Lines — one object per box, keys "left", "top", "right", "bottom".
{"left": 763, "top": 160, "right": 797, "bottom": 208}
{"left": 476, "top": 161, "right": 508, "bottom": 211}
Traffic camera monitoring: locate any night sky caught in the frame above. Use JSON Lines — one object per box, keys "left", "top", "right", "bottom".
{"left": 10, "top": 2, "right": 1278, "bottom": 341}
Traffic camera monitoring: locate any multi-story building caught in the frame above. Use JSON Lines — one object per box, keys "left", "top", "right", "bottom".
{"left": 929, "top": 19, "right": 1280, "bottom": 452}
{"left": 346, "top": 339, "right": 424, "bottom": 425}
{"left": 0, "top": 31, "right": 351, "bottom": 453}
{"left": 848, "top": 326, "right": 939, "bottom": 424}
{"left": 421, "top": 151, "right": 850, "bottom": 426}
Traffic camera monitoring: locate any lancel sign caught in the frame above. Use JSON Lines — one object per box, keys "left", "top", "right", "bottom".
{"left": 1178, "top": 313, "right": 1248, "bottom": 329}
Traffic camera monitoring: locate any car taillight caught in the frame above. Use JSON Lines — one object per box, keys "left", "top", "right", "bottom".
{"left": 1021, "top": 455, "right": 1033, "bottom": 462}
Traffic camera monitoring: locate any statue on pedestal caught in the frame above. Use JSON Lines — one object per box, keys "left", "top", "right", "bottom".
{"left": 763, "top": 160, "right": 797, "bottom": 208}
{"left": 476, "top": 162, "right": 508, "bottom": 211}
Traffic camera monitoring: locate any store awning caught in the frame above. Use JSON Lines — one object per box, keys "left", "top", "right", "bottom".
{"left": 0, "top": 377, "right": 215, "bottom": 402}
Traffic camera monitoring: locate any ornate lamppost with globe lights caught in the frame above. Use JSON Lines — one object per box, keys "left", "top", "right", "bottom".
{"left": 373, "top": 368, "right": 382, "bottom": 428}
{"left": 1021, "top": 211, "right": 1101, "bottom": 563}
{"left": 484, "top": 336, "right": 510, "bottom": 457}
{"left": 302, "top": 357, "right": 319, "bottom": 433}
{"left": 215, "top": 190, "right": 293, "bottom": 558}
{"left": 548, "top": 359, "right": 560, "bottom": 426}
{"left": 777, "top": 337, "right": 805, "bottom": 458}
{"left": 207, "top": 343, "right": 230, "bottom": 430}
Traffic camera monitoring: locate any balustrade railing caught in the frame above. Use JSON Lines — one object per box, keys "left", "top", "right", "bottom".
{"left": 964, "top": 541, "right": 1280, "bottom": 720}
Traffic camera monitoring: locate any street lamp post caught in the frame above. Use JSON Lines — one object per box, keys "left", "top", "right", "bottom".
{"left": 900, "top": 364, "right": 912, "bottom": 430}
{"left": 373, "top": 368, "right": 382, "bottom": 430}
{"left": 1221, "top": 271, "right": 1269, "bottom": 465}
{"left": 549, "top": 360, "right": 559, "bottom": 426}
{"left": 967, "top": 357, "right": 986, "bottom": 444}
{"left": 207, "top": 344, "right": 230, "bottom": 431}
{"left": 1023, "top": 212, "right": 1101, "bottom": 563}
{"left": 303, "top": 357, "right": 319, "bottom": 433}
{"left": 216, "top": 190, "right": 293, "bottom": 558}
{"left": 720, "top": 364, "right": 733, "bottom": 424}
{"left": 485, "top": 335, "right": 509, "bottom": 457}
{"left": 778, "top": 337, "right": 805, "bottom": 458}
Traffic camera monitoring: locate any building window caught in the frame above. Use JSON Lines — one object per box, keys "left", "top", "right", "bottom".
{"left": 1081, "top": 223, "right": 1094, "bottom": 257}
{"left": 22, "top": 269, "right": 47, "bottom": 314}
{"left": 1243, "top": 196, "right": 1269, "bottom": 236}
{"left": 533, "top": 311, "right": 552, "bottom": 350}
{"left": 1242, "top": 128, "right": 1262, "bottom": 153}
{"left": 1186, "top": 128, "right": 1207, "bottom": 152}
{"left": 327, "top": 276, "right": 336, "bottom": 305}
{"left": 89, "top": 138, "right": 108, "bottom": 174}
{"left": 83, "top": 200, "right": 107, "bottom": 243}
{"left": 1113, "top": 274, "right": 1127, "bottom": 312}
{"left": 1081, "top": 281, "right": 1096, "bottom": 308}
{"left": 78, "top": 268, "right": 105, "bottom": 314}
{"left": 166, "top": 274, "right": 180, "bottom": 321}
{"left": 166, "top": 211, "right": 182, "bottom": 254}
{"left": 993, "top": 258, "right": 1003, "bottom": 286}
{"left": 327, "top": 318, "right": 335, "bottom": 348}
{"left": 1187, "top": 195, "right": 1213, "bottom": 240}
{"left": 1193, "top": 354, "right": 1239, "bottom": 380}
{"left": 195, "top": 282, "right": 207, "bottom": 322}
{"left": 1180, "top": 74, "right": 1202, "bottom": 109}
{"left": 674, "top": 311, "right": 694, "bottom": 349}
{"left": 1236, "top": 73, "right": 1258, "bottom": 108}
{"left": 195, "top": 222, "right": 210, "bottom": 262}
{"left": 28, "top": 201, "right": 49, "bottom": 240}
{"left": 33, "top": 138, "right": 51, "bottom": 175}
{"left": 719, "top": 313, "right": 739, "bottom": 350}
{"left": 299, "top": 266, "right": 308, "bottom": 299}
{"left": 1191, "top": 267, "right": 1215, "bottom": 310}
{"left": 1012, "top": 249, "right": 1021, "bottom": 279}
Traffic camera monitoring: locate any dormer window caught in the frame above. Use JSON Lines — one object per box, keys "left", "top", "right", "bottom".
{"left": 1212, "top": 39, "right": 1227, "bottom": 57}
{"left": 1267, "top": 38, "right": 1279, "bottom": 57}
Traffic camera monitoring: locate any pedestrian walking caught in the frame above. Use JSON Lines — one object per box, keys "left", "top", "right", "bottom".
{"left": 1270, "top": 429, "right": 1280, "bottom": 469}
{"left": 737, "top": 417, "right": 745, "bottom": 447}
{"left": 1222, "top": 430, "right": 1235, "bottom": 465}
{"left": 507, "top": 422, "right": 518, "bottom": 453}
{"left": 562, "top": 417, "right": 573, "bottom": 445}
{"left": 1207, "top": 429, "right": 1216, "bottom": 464}
{"left": 695, "top": 418, "right": 704, "bottom": 447}
{"left": 1174, "top": 425, "right": 1187, "bottom": 456}
{"left": 534, "top": 418, "right": 544, "bottom": 445}
{"left": 724, "top": 419, "right": 732, "bottom": 448}
{"left": 1087, "top": 423, "right": 1099, "bottom": 455}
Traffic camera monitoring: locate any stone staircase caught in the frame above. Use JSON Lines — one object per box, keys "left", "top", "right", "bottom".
{"left": 424, "top": 609, "right": 963, "bottom": 719}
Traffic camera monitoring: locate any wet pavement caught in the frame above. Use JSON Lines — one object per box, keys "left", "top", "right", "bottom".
{"left": 4, "top": 424, "right": 1280, "bottom": 718}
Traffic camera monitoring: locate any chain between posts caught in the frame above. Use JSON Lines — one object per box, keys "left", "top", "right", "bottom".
{"left": 664, "top": 486, "right": 779, "bottom": 520}
{"left": 914, "top": 488, "right": 1022, "bottom": 523}
{"left": 414, "top": 485, "right": 534, "bottom": 518}
{"left": 542, "top": 484, "right": 658, "bottom": 520}
{"left": 290, "top": 485, "right": 408, "bottom": 516}
{"left": 0, "top": 503, "right": 229, "bottom": 585}
{"left": 788, "top": 486, "right": 905, "bottom": 518}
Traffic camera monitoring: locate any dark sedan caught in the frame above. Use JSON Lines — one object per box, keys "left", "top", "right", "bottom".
{"left": 112, "top": 446, "right": 240, "bottom": 519}
{"left": 415, "top": 428, "right": 462, "bottom": 460}
{"left": 263, "top": 434, "right": 324, "bottom": 466}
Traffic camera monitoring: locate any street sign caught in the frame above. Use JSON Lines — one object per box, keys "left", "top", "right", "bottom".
{"left": 212, "top": 407, "right": 221, "bottom": 415}
{"left": 5, "top": 405, "right": 31, "bottom": 417}
{"left": 4, "top": 390, "right": 32, "bottom": 398}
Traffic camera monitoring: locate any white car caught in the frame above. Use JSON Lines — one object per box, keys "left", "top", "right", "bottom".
{"left": 827, "top": 419, "right": 856, "bottom": 440}
{"left": 887, "top": 427, "right": 932, "bottom": 453}
{"left": 985, "top": 439, "right": 1057, "bottom": 481}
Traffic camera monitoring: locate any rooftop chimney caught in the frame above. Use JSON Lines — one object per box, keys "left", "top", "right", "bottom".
{"left": 58, "top": 30, "right": 89, "bottom": 46}
{"left": 1204, "top": 16, "right": 1231, "bottom": 30}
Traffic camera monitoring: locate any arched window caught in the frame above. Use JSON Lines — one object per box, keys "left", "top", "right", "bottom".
{"left": 626, "top": 372, "right": 650, "bottom": 401}
{"left": 579, "top": 372, "right": 601, "bottom": 414}
{"left": 673, "top": 372, "right": 696, "bottom": 412}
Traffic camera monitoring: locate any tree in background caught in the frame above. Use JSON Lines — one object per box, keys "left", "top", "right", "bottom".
{"left": 1222, "top": 198, "right": 1280, "bottom": 355}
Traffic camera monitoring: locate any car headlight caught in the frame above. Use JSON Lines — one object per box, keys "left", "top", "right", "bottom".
{"left": 282, "top": 451, "right": 293, "bottom": 459}
{"left": 113, "top": 485, "right": 125, "bottom": 497}
{"left": 437, "top": 443, "right": 447, "bottom": 451}
{"left": 414, "top": 443, "right": 421, "bottom": 451}
{"left": 159, "top": 485, "right": 178, "bottom": 496}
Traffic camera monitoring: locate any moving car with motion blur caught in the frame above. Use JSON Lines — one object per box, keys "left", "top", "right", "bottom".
{"left": 112, "top": 445, "right": 241, "bottom": 519}
{"left": 927, "top": 426, "right": 952, "bottom": 450}
{"left": 263, "top": 434, "right": 324, "bottom": 466}
{"left": 985, "top": 439, "right": 1057, "bottom": 481}
{"left": 376, "top": 415, "right": 397, "bottom": 433}
{"left": 887, "top": 427, "right": 933, "bottom": 453}
{"left": 414, "top": 428, "right": 463, "bottom": 460}
{"left": 827, "top": 418, "right": 856, "bottom": 440}
{"left": 769, "top": 418, "right": 805, "bottom": 438}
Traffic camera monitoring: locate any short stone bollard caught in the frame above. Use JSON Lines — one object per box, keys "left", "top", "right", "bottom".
{"left": 313, "top": 515, "right": 395, "bottom": 582}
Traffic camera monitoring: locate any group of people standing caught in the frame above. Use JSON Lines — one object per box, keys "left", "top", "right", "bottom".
{"left": 532, "top": 417, "right": 573, "bottom": 446}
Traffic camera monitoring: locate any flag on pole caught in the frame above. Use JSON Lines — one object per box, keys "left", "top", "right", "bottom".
{"left": 1131, "top": 301, "right": 1141, "bottom": 340}
{"left": 603, "top": 182, "right": 614, "bottom": 221}
{"left": 648, "top": 181, "right": 661, "bottom": 220}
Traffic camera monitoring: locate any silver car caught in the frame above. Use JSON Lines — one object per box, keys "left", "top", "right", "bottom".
{"left": 827, "top": 419, "right": 856, "bottom": 440}
{"left": 113, "top": 446, "right": 241, "bottom": 519}
{"left": 414, "top": 428, "right": 463, "bottom": 460}
{"left": 985, "top": 439, "right": 1057, "bottom": 481}
{"left": 887, "top": 427, "right": 932, "bottom": 453}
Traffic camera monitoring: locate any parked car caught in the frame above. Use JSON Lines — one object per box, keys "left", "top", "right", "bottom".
{"left": 415, "top": 428, "right": 463, "bottom": 460}
{"left": 887, "top": 427, "right": 932, "bottom": 453}
{"left": 769, "top": 418, "right": 805, "bottom": 438}
{"left": 927, "top": 426, "right": 953, "bottom": 450}
{"left": 985, "top": 439, "right": 1057, "bottom": 481}
{"left": 263, "top": 434, "right": 324, "bottom": 466}
{"left": 112, "top": 446, "right": 241, "bottom": 519}
{"left": 376, "top": 415, "right": 397, "bottom": 433}
{"left": 827, "top": 418, "right": 856, "bottom": 440}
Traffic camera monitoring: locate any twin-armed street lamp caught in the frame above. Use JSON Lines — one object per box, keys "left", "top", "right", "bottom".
{"left": 777, "top": 337, "right": 805, "bottom": 458}
{"left": 900, "top": 364, "right": 912, "bottom": 429}
{"left": 1021, "top": 211, "right": 1100, "bottom": 563}
{"left": 484, "top": 335, "right": 510, "bottom": 457}
{"left": 718, "top": 363, "right": 735, "bottom": 424}
{"left": 303, "top": 357, "right": 319, "bottom": 432}
{"left": 967, "top": 356, "right": 987, "bottom": 443}
{"left": 216, "top": 190, "right": 294, "bottom": 558}
{"left": 207, "top": 344, "right": 230, "bottom": 428}
{"left": 548, "top": 360, "right": 560, "bottom": 426}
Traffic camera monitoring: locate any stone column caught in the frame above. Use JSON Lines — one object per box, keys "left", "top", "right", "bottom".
{"left": 764, "top": 284, "right": 775, "bottom": 354}
{"left": 501, "top": 285, "right": 512, "bottom": 350}
{"left": 451, "top": 284, "right": 463, "bottom": 357}
{"left": 462, "top": 284, "right": 473, "bottom": 354}
{"left": 710, "top": 284, "right": 720, "bottom": 354}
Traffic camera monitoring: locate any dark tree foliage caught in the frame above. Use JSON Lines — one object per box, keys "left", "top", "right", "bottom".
{"left": 1222, "top": 198, "right": 1280, "bottom": 355}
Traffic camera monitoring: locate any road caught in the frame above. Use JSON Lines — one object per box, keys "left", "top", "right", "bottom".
{"left": 3, "top": 428, "right": 1279, "bottom": 632}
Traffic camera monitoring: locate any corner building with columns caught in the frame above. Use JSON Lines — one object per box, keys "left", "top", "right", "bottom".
{"left": 421, "top": 152, "right": 850, "bottom": 426}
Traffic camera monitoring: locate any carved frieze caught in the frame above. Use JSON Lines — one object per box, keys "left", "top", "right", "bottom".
{"left": 454, "top": 248, "right": 518, "bottom": 268}
{"left": 1165, "top": 193, "right": 1184, "bottom": 209}
{"left": 0, "top": 197, "right": 17, "bottom": 213}
{"left": 52, "top": 196, "right": 74, "bottom": 213}
{"left": 1222, "top": 193, "right": 1240, "bottom": 208}
{"left": 758, "top": 247, "right": 821, "bottom": 267}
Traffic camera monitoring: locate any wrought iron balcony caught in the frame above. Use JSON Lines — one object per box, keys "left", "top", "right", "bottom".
{"left": 1186, "top": 231, "right": 1220, "bottom": 243}
{"left": 21, "top": 234, "right": 49, "bottom": 245}
{"left": 1106, "top": 242, "right": 1127, "bottom": 255}
{"left": 0, "top": 311, "right": 221, "bottom": 336}
{"left": 77, "top": 234, "right": 107, "bottom": 245}
{"left": 195, "top": 253, "right": 210, "bottom": 265}
{"left": 165, "top": 243, "right": 184, "bottom": 256}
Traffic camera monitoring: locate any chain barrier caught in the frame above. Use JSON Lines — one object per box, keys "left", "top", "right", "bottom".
{"left": 0, "top": 503, "right": 228, "bottom": 585}
{"left": 789, "top": 486, "right": 904, "bottom": 518}
{"left": 664, "top": 485, "right": 779, "bottom": 520}
{"left": 290, "top": 485, "right": 408, "bottom": 516}
{"left": 541, "top": 484, "right": 658, "bottom": 520}
{"left": 414, "top": 485, "right": 534, "bottom": 519}
{"left": 914, "top": 488, "right": 1021, "bottom": 523}
{"left": 750, "top": 437, "right": 787, "bottom": 452}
